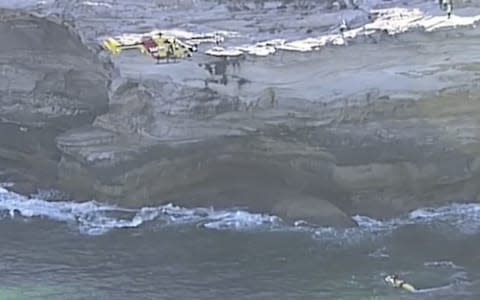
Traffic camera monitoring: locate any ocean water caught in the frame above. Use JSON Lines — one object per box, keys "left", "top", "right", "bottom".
{"left": 1, "top": 187, "right": 480, "bottom": 299}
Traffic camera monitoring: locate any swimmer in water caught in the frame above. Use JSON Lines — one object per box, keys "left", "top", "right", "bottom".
{"left": 385, "top": 274, "right": 417, "bottom": 292}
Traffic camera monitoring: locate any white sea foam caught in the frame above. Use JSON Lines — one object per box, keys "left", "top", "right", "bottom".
{"left": 309, "top": 202, "right": 480, "bottom": 244}
{"left": 206, "top": 7, "right": 480, "bottom": 57}
{"left": 0, "top": 187, "right": 280, "bottom": 235}
{"left": 368, "top": 246, "right": 390, "bottom": 258}
{"left": 350, "top": 202, "right": 480, "bottom": 235}
{"left": 2, "top": 185, "right": 480, "bottom": 237}
{"left": 424, "top": 261, "right": 463, "bottom": 269}
{"left": 205, "top": 47, "right": 243, "bottom": 57}
{"left": 81, "top": 1, "right": 112, "bottom": 8}
{"left": 201, "top": 210, "right": 280, "bottom": 230}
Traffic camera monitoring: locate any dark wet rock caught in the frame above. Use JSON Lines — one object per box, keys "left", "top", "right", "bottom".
{"left": 272, "top": 195, "right": 356, "bottom": 228}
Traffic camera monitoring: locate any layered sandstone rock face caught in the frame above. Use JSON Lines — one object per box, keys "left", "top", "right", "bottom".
{"left": 0, "top": 9, "right": 111, "bottom": 195}
{"left": 2, "top": 1, "right": 480, "bottom": 227}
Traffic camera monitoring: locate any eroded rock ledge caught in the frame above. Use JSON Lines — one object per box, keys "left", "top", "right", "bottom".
{"left": 2, "top": 6, "right": 480, "bottom": 228}
{"left": 0, "top": 8, "right": 111, "bottom": 195}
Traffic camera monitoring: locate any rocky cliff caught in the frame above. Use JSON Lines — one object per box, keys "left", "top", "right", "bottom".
{"left": 2, "top": 2, "right": 480, "bottom": 227}
{"left": 0, "top": 8, "right": 111, "bottom": 195}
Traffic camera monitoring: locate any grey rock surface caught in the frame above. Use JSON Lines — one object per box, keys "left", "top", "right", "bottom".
{"left": 2, "top": 0, "right": 480, "bottom": 227}
{"left": 0, "top": 8, "right": 111, "bottom": 194}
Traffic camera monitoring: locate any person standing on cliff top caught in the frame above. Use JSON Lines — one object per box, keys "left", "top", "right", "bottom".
{"left": 439, "top": 0, "right": 453, "bottom": 18}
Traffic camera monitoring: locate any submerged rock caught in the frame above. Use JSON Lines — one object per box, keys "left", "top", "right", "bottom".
{"left": 272, "top": 195, "right": 356, "bottom": 228}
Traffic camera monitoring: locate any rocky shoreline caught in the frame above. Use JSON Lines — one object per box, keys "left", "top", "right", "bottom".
{"left": 2, "top": 1, "right": 480, "bottom": 227}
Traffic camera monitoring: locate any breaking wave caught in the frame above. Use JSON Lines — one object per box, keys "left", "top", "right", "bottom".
{"left": 1, "top": 186, "right": 480, "bottom": 237}
{"left": 0, "top": 187, "right": 280, "bottom": 235}
{"left": 307, "top": 202, "right": 480, "bottom": 245}
{"left": 424, "top": 261, "right": 464, "bottom": 269}
{"left": 354, "top": 203, "right": 480, "bottom": 234}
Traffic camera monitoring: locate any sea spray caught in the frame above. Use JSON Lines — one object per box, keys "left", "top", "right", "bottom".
{"left": 2, "top": 186, "right": 480, "bottom": 237}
